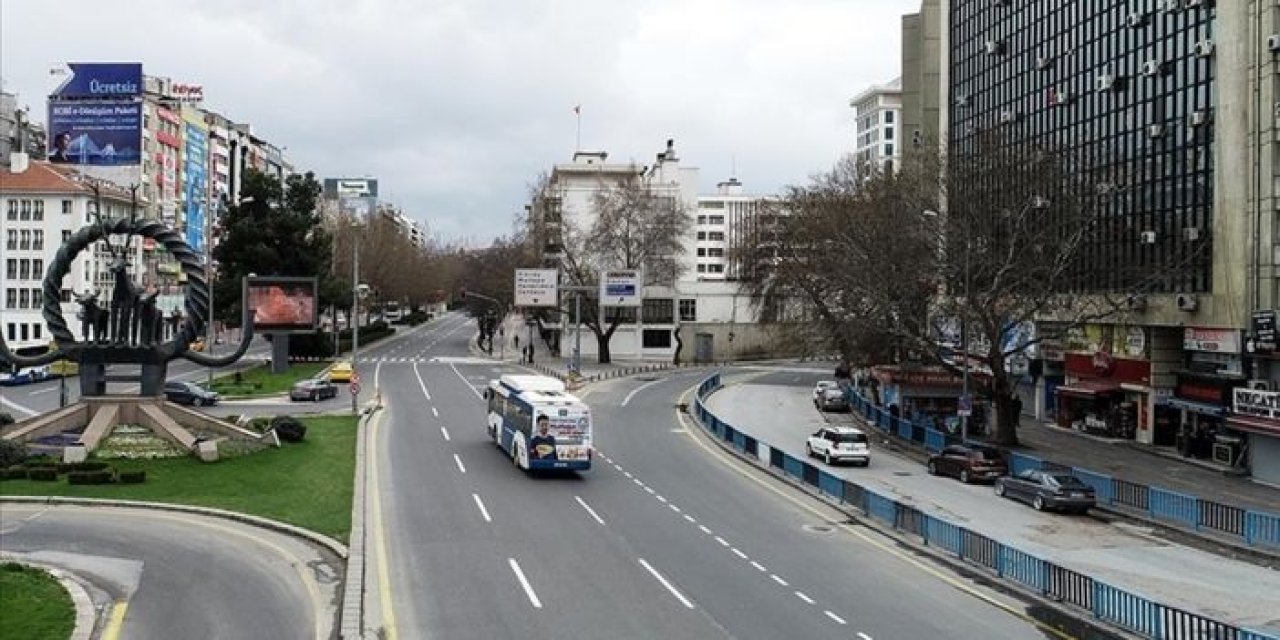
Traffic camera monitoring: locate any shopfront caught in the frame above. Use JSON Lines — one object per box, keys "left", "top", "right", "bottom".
{"left": 1226, "top": 388, "right": 1280, "bottom": 484}
{"left": 870, "top": 365, "right": 967, "bottom": 435}
{"left": 1056, "top": 351, "right": 1151, "bottom": 439}
{"left": 1171, "top": 328, "right": 1246, "bottom": 462}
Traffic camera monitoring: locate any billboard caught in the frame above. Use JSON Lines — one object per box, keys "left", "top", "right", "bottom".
{"left": 47, "top": 101, "right": 142, "bottom": 166}
{"left": 600, "top": 269, "right": 642, "bottom": 307}
{"left": 51, "top": 63, "right": 142, "bottom": 99}
{"left": 183, "top": 122, "right": 208, "bottom": 252}
{"left": 245, "top": 277, "right": 319, "bottom": 333}
{"left": 514, "top": 269, "right": 558, "bottom": 307}
{"left": 324, "top": 177, "right": 379, "bottom": 199}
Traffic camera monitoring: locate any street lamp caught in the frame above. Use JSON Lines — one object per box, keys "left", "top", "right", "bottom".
{"left": 923, "top": 208, "right": 970, "bottom": 440}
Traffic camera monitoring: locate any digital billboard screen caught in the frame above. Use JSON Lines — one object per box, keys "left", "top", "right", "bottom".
{"left": 245, "top": 277, "right": 318, "bottom": 333}
{"left": 47, "top": 101, "right": 142, "bottom": 166}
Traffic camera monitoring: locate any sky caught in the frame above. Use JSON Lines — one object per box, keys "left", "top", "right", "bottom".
{"left": 1, "top": 0, "right": 917, "bottom": 245}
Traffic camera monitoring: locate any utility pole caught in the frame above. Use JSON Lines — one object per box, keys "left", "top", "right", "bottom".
{"left": 351, "top": 241, "right": 360, "bottom": 416}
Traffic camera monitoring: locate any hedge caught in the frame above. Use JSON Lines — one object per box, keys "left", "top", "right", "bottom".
{"left": 26, "top": 467, "right": 58, "bottom": 481}
{"left": 0, "top": 467, "right": 28, "bottom": 480}
{"left": 67, "top": 468, "right": 116, "bottom": 485}
{"left": 117, "top": 470, "right": 146, "bottom": 484}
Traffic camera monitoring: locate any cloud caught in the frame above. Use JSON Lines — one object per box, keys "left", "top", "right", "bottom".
{"left": 1, "top": 0, "right": 916, "bottom": 244}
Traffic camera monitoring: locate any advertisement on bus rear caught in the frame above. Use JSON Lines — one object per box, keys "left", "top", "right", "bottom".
{"left": 532, "top": 404, "right": 592, "bottom": 462}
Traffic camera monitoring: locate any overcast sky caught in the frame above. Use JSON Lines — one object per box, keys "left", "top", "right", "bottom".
{"left": 2, "top": 0, "right": 916, "bottom": 245}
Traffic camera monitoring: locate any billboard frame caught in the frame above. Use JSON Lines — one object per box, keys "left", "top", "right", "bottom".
{"left": 600, "top": 269, "right": 643, "bottom": 307}
{"left": 243, "top": 276, "right": 320, "bottom": 334}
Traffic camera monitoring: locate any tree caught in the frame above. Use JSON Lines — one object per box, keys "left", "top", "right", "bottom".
{"left": 213, "top": 169, "right": 334, "bottom": 326}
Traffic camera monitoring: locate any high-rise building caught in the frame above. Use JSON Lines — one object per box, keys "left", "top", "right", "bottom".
{"left": 849, "top": 78, "right": 903, "bottom": 176}
{"left": 899, "top": 0, "right": 943, "bottom": 149}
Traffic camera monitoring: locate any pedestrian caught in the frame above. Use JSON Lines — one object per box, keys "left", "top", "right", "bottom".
{"left": 528, "top": 343, "right": 535, "bottom": 365}
{"left": 514, "top": 335, "right": 520, "bottom": 351}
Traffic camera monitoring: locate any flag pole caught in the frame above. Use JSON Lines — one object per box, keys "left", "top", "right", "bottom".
{"left": 574, "top": 105, "right": 581, "bottom": 151}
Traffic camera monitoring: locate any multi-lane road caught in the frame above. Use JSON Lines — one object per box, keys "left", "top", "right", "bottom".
{"left": 365, "top": 313, "right": 1060, "bottom": 639}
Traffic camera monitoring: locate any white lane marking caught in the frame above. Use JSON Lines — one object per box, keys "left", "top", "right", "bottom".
{"left": 633, "top": 478, "right": 644, "bottom": 487}
{"left": 623, "top": 471, "right": 633, "bottom": 479}
{"left": 472, "top": 494, "right": 492, "bottom": 523}
{"left": 857, "top": 633, "right": 873, "bottom": 640}
{"left": 794, "top": 591, "right": 815, "bottom": 605}
{"left": 431, "top": 407, "right": 439, "bottom": 417}
{"left": 621, "top": 377, "right": 666, "bottom": 407}
{"left": 655, "top": 495, "right": 667, "bottom": 503}
{"left": 771, "top": 574, "right": 789, "bottom": 586}
{"left": 612, "top": 464, "right": 623, "bottom": 471}
{"left": 412, "top": 363, "right": 433, "bottom": 400}
{"left": 449, "top": 363, "right": 485, "bottom": 401}
{"left": 683, "top": 514, "right": 696, "bottom": 523}
{"left": 453, "top": 454, "right": 466, "bottom": 474}
{"left": 0, "top": 395, "right": 38, "bottom": 416}
{"left": 713, "top": 536, "right": 730, "bottom": 547}
{"left": 699, "top": 525, "right": 713, "bottom": 535}
{"left": 668, "top": 504, "right": 681, "bottom": 513}
{"left": 750, "top": 561, "right": 766, "bottom": 572}
{"left": 440, "top": 427, "right": 451, "bottom": 441}
{"left": 508, "top": 558, "right": 543, "bottom": 609}
{"left": 574, "top": 496, "right": 606, "bottom": 525}
{"left": 824, "top": 611, "right": 847, "bottom": 625}
{"left": 28, "top": 387, "right": 57, "bottom": 395}
{"left": 637, "top": 558, "right": 695, "bottom": 609}
{"left": 644, "top": 486, "right": 655, "bottom": 495}
{"left": 731, "top": 548, "right": 748, "bottom": 560}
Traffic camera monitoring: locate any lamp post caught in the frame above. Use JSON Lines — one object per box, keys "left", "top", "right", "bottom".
{"left": 352, "top": 240, "right": 362, "bottom": 416}
{"left": 924, "top": 208, "right": 969, "bottom": 440}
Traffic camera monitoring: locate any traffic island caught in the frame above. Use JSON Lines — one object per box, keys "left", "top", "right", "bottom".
{"left": 209, "top": 362, "right": 331, "bottom": 398}
{"left": 0, "top": 561, "right": 76, "bottom": 640}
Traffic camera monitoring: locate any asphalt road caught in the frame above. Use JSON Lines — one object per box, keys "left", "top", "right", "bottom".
{"left": 366, "top": 313, "right": 1057, "bottom": 639}
{"left": 0, "top": 503, "right": 342, "bottom": 639}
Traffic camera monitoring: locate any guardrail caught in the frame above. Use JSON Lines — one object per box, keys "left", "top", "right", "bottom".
{"left": 691, "top": 374, "right": 1279, "bottom": 640}
{"left": 840, "top": 388, "right": 1280, "bottom": 552}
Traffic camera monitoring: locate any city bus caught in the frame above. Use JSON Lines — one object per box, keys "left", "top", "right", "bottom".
{"left": 485, "top": 374, "right": 592, "bottom": 471}
{"left": 384, "top": 301, "right": 403, "bottom": 323}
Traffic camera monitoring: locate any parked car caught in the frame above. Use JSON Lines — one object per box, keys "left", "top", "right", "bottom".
{"left": 805, "top": 426, "right": 871, "bottom": 466}
{"left": 927, "top": 444, "right": 1008, "bottom": 483}
{"left": 291, "top": 378, "right": 338, "bottom": 402}
{"left": 816, "top": 388, "right": 849, "bottom": 412}
{"left": 812, "top": 380, "right": 838, "bottom": 408}
{"left": 994, "top": 469, "right": 1096, "bottom": 514}
{"left": 163, "top": 381, "right": 220, "bottom": 407}
{"left": 0, "top": 366, "right": 46, "bottom": 386}
{"left": 328, "top": 361, "right": 354, "bottom": 383}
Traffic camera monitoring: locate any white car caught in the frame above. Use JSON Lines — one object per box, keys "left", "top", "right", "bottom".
{"left": 805, "top": 426, "right": 871, "bottom": 466}
{"left": 812, "top": 380, "right": 838, "bottom": 407}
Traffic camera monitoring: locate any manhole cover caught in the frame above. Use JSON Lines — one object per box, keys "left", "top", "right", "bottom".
{"left": 802, "top": 524, "right": 834, "bottom": 534}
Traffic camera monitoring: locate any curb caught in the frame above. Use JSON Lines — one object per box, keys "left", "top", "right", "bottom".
{"left": 0, "top": 554, "right": 98, "bottom": 640}
{"left": 338, "top": 404, "right": 376, "bottom": 639}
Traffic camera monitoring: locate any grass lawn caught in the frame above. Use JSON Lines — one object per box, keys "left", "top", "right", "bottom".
{"left": 208, "top": 362, "right": 330, "bottom": 397}
{"left": 0, "top": 563, "right": 74, "bottom": 640}
{"left": 0, "top": 416, "right": 357, "bottom": 542}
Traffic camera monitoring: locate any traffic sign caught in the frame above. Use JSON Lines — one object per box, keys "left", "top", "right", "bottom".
{"left": 350, "top": 382, "right": 362, "bottom": 395}
{"left": 957, "top": 394, "right": 973, "bottom": 417}
{"left": 515, "top": 269, "right": 559, "bottom": 307}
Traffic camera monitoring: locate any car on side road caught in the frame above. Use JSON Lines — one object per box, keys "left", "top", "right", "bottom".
{"left": 328, "top": 361, "right": 354, "bottom": 383}
{"left": 290, "top": 378, "right": 338, "bottom": 402}
{"left": 994, "top": 469, "right": 1096, "bottom": 514}
{"left": 163, "top": 381, "right": 220, "bottom": 407}
{"left": 927, "top": 444, "right": 1008, "bottom": 483}
{"left": 812, "top": 380, "right": 838, "bottom": 408}
{"left": 816, "top": 387, "right": 849, "bottom": 412}
{"left": 0, "top": 366, "right": 49, "bottom": 386}
{"left": 805, "top": 426, "right": 871, "bottom": 466}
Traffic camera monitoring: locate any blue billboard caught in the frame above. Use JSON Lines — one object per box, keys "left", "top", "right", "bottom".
{"left": 184, "top": 123, "right": 208, "bottom": 252}
{"left": 52, "top": 63, "right": 142, "bottom": 99}
{"left": 47, "top": 101, "right": 142, "bottom": 166}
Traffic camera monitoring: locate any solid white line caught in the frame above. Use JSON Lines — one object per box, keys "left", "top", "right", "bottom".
{"left": 857, "top": 633, "right": 874, "bottom": 640}
{"left": 731, "top": 548, "right": 748, "bottom": 560}
{"left": 28, "top": 387, "right": 57, "bottom": 395}
{"left": 508, "top": 558, "right": 543, "bottom": 609}
{"left": 440, "top": 427, "right": 451, "bottom": 441}
{"left": 623, "top": 471, "right": 634, "bottom": 479}
{"left": 575, "top": 496, "right": 606, "bottom": 525}
{"left": 771, "top": 574, "right": 789, "bottom": 586}
{"left": 699, "top": 525, "right": 713, "bottom": 535}
{"left": 644, "top": 486, "right": 655, "bottom": 495}
{"left": 714, "top": 536, "right": 730, "bottom": 547}
{"left": 668, "top": 504, "right": 681, "bottom": 513}
{"left": 453, "top": 454, "right": 466, "bottom": 474}
{"left": 412, "top": 363, "right": 433, "bottom": 400}
{"left": 431, "top": 407, "right": 439, "bottom": 417}
{"left": 449, "top": 363, "right": 485, "bottom": 401}
{"left": 621, "top": 377, "right": 666, "bottom": 407}
{"left": 637, "top": 558, "right": 695, "bottom": 609}
{"left": 683, "top": 514, "right": 696, "bottom": 523}
{"left": 794, "top": 591, "right": 815, "bottom": 605}
{"left": 633, "top": 478, "right": 644, "bottom": 486}
{"left": 655, "top": 495, "right": 667, "bottom": 503}
{"left": 824, "top": 611, "right": 847, "bottom": 625}
{"left": 750, "top": 561, "right": 766, "bottom": 572}
{"left": 472, "top": 494, "right": 492, "bottom": 523}
{"left": 0, "top": 394, "right": 38, "bottom": 416}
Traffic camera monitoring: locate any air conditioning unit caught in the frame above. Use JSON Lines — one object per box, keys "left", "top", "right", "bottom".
{"left": 1194, "top": 39, "right": 1215, "bottom": 58}
{"left": 1037, "top": 55, "right": 1053, "bottom": 69}
{"left": 1268, "top": 34, "right": 1280, "bottom": 52}
{"left": 1140, "top": 230, "right": 1157, "bottom": 244}
{"left": 1143, "top": 60, "right": 1164, "bottom": 77}
{"left": 1127, "top": 12, "right": 1148, "bottom": 28}
{"left": 1184, "top": 226, "right": 1202, "bottom": 241}
{"left": 1165, "top": 0, "right": 1181, "bottom": 11}
{"left": 1125, "top": 295, "right": 1148, "bottom": 311}
{"left": 1176, "top": 293, "right": 1200, "bottom": 311}
{"left": 1248, "top": 379, "right": 1273, "bottom": 391}
{"left": 1189, "top": 110, "right": 1210, "bottom": 127}
{"left": 1052, "top": 89, "right": 1071, "bottom": 105}
{"left": 1148, "top": 123, "right": 1166, "bottom": 138}
{"left": 999, "top": 110, "right": 1018, "bottom": 123}
{"left": 955, "top": 94, "right": 970, "bottom": 107}
{"left": 1096, "top": 74, "right": 1116, "bottom": 91}
{"left": 985, "top": 40, "right": 1004, "bottom": 55}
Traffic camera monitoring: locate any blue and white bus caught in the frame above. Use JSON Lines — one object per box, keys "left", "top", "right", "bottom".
{"left": 486, "top": 374, "right": 593, "bottom": 471}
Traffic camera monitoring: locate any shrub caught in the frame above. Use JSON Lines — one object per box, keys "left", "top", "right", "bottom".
{"left": 0, "top": 467, "right": 29, "bottom": 480}
{"left": 26, "top": 467, "right": 58, "bottom": 481}
{"left": 57, "top": 461, "right": 110, "bottom": 473}
{"left": 117, "top": 470, "right": 146, "bottom": 484}
{"left": 67, "top": 468, "right": 116, "bottom": 485}
{"left": 20, "top": 455, "right": 58, "bottom": 468}
{"left": 0, "top": 439, "right": 27, "bottom": 468}
{"left": 271, "top": 416, "right": 307, "bottom": 443}
{"left": 0, "top": 411, "right": 14, "bottom": 427}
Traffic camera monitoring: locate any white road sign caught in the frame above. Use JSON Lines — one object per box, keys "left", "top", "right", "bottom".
{"left": 515, "top": 269, "right": 558, "bottom": 307}
{"left": 600, "top": 269, "right": 642, "bottom": 307}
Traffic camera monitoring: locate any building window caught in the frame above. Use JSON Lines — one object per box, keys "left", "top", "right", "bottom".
{"left": 708, "top": 248, "right": 725, "bottom": 257}
{"left": 33, "top": 324, "right": 41, "bottom": 340}
{"left": 19, "top": 289, "right": 29, "bottom": 309}
{"left": 5, "top": 323, "right": 13, "bottom": 340}
{"left": 62, "top": 200, "right": 73, "bottom": 214}
{"left": 5, "top": 200, "right": 15, "bottom": 220}
{"left": 697, "top": 264, "right": 707, "bottom": 273}
{"left": 708, "top": 215, "right": 725, "bottom": 225}
{"left": 697, "top": 231, "right": 707, "bottom": 240}
{"left": 697, "top": 215, "right": 707, "bottom": 225}
{"left": 707, "top": 231, "right": 725, "bottom": 241}
{"left": 700, "top": 201, "right": 725, "bottom": 209}
{"left": 20, "top": 323, "right": 28, "bottom": 341}
{"left": 884, "top": 144, "right": 894, "bottom": 157}
{"left": 32, "top": 230, "right": 43, "bottom": 251}
{"left": 19, "top": 230, "right": 30, "bottom": 250}
{"left": 18, "top": 260, "right": 29, "bottom": 280}
{"left": 62, "top": 230, "right": 71, "bottom": 243}
{"left": 884, "top": 127, "right": 894, "bottom": 141}
{"left": 642, "top": 329, "right": 672, "bottom": 348}
{"left": 679, "top": 299, "right": 697, "bottom": 322}
{"left": 32, "top": 259, "right": 43, "bottom": 279}
{"left": 32, "top": 200, "right": 44, "bottom": 221}
{"left": 4, "top": 289, "right": 14, "bottom": 309}
{"left": 642, "top": 298, "right": 674, "bottom": 324}
{"left": 707, "top": 264, "right": 725, "bottom": 274}
{"left": 19, "top": 199, "right": 30, "bottom": 220}
{"left": 697, "top": 248, "right": 707, "bottom": 257}
{"left": 885, "top": 111, "right": 895, "bottom": 124}
{"left": 61, "top": 289, "right": 72, "bottom": 303}
{"left": 5, "top": 259, "right": 15, "bottom": 279}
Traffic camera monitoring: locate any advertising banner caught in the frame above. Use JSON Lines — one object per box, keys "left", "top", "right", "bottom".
{"left": 245, "top": 277, "right": 318, "bottom": 333}
{"left": 51, "top": 62, "right": 142, "bottom": 99}
{"left": 47, "top": 101, "right": 142, "bottom": 167}
{"left": 1234, "top": 387, "right": 1280, "bottom": 420}
{"left": 184, "top": 123, "right": 208, "bottom": 253}
{"left": 600, "top": 269, "right": 642, "bottom": 307}
{"left": 1183, "top": 327, "right": 1241, "bottom": 353}
{"left": 514, "top": 269, "right": 558, "bottom": 307}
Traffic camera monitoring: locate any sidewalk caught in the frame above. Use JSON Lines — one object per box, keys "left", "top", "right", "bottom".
{"left": 467, "top": 331, "right": 678, "bottom": 383}
{"left": 1005, "top": 418, "right": 1280, "bottom": 514}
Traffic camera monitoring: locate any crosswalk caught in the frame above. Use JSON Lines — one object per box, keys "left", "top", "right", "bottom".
{"left": 354, "top": 356, "right": 497, "bottom": 365}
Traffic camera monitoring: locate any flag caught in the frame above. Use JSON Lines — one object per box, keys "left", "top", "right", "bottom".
{"left": 573, "top": 105, "right": 580, "bottom": 115}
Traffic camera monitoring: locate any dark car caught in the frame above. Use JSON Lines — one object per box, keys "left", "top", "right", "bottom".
{"left": 291, "top": 378, "right": 338, "bottom": 402}
{"left": 163, "top": 381, "right": 220, "bottom": 407}
{"left": 927, "top": 444, "right": 1008, "bottom": 483}
{"left": 994, "top": 469, "right": 1096, "bottom": 514}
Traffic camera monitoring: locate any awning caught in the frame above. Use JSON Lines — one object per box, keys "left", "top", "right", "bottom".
{"left": 1164, "top": 397, "right": 1226, "bottom": 416}
{"left": 1056, "top": 380, "right": 1121, "bottom": 397}
{"left": 1224, "top": 415, "right": 1280, "bottom": 437}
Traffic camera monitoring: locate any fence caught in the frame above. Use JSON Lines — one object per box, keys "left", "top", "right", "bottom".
{"left": 840, "top": 388, "right": 1280, "bottom": 552}
{"left": 691, "top": 373, "right": 1278, "bottom": 640}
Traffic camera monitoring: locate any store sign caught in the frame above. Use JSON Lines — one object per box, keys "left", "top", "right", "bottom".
{"left": 1233, "top": 387, "right": 1280, "bottom": 419}
{"left": 1183, "top": 327, "right": 1241, "bottom": 353}
{"left": 1252, "top": 310, "right": 1277, "bottom": 353}
{"left": 167, "top": 83, "right": 204, "bottom": 103}
{"left": 1177, "top": 382, "right": 1222, "bottom": 404}
{"left": 1092, "top": 351, "right": 1115, "bottom": 376}
{"left": 600, "top": 269, "right": 642, "bottom": 307}
{"left": 1125, "top": 327, "right": 1147, "bottom": 358}
{"left": 513, "top": 269, "right": 558, "bottom": 307}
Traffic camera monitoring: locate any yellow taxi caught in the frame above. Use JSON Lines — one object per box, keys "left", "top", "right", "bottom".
{"left": 190, "top": 337, "right": 206, "bottom": 352}
{"left": 328, "top": 361, "right": 355, "bottom": 383}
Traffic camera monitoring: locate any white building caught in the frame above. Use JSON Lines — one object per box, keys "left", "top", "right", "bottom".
{"left": 1, "top": 155, "right": 139, "bottom": 350}
{"left": 850, "top": 77, "right": 903, "bottom": 176}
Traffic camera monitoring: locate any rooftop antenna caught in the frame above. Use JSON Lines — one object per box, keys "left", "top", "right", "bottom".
{"left": 731, "top": 153, "right": 737, "bottom": 179}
